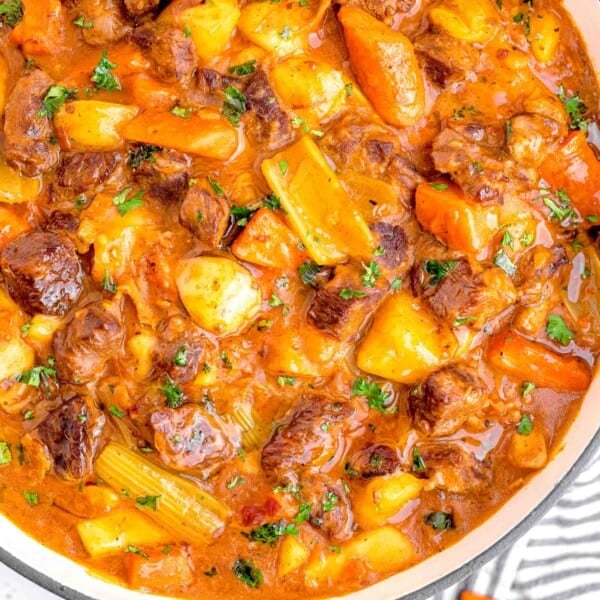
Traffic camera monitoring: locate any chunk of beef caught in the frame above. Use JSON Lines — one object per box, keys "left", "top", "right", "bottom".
{"left": 243, "top": 70, "right": 294, "bottom": 151}
{"left": 432, "top": 124, "right": 533, "bottom": 203}
{"left": 53, "top": 152, "right": 121, "bottom": 202}
{"left": 411, "top": 258, "right": 517, "bottom": 328}
{"left": 417, "top": 443, "right": 490, "bottom": 493}
{"left": 386, "top": 155, "right": 426, "bottom": 204}
{"left": 132, "top": 148, "right": 191, "bottom": 203}
{"left": 77, "top": 0, "right": 130, "bottom": 46}
{"left": 1, "top": 232, "right": 84, "bottom": 316}
{"left": 3, "top": 70, "right": 60, "bottom": 177}
{"left": 38, "top": 394, "right": 105, "bottom": 480}
{"left": 410, "top": 365, "right": 488, "bottom": 436}
{"left": 153, "top": 315, "right": 209, "bottom": 384}
{"left": 414, "top": 32, "right": 481, "bottom": 88}
{"left": 132, "top": 24, "right": 197, "bottom": 85}
{"left": 150, "top": 404, "right": 239, "bottom": 474}
{"left": 52, "top": 300, "right": 124, "bottom": 383}
{"left": 370, "top": 222, "right": 413, "bottom": 275}
{"left": 301, "top": 476, "right": 355, "bottom": 541}
{"left": 123, "top": 0, "right": 160, "bottom": 15}
{"left": 45, "top": 212, "right": 80, "bottom": 233}
{"left": 347, "top": 444, "right": 400, "bottom": 478}
{"left": 307, "top": 263, "right": 386, "bottom": 341}
{"left": 179, "top": 186, "right": 228, "bottom": 249}
{"left": 507, "top": 113, "right": 566, "bottom": 168}
{"left": 336, "top": 0, "right": 416, "bottom": 24}
{"left": 261, "top": 394, "right": 364, "bottom": 479}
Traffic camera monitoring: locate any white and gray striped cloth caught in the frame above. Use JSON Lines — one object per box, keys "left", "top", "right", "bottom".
{"left": 430, "top": 447, "right": 600, "bottom": 600}
{"left": 0, "top": 449, "right": 599, "bottom": 599}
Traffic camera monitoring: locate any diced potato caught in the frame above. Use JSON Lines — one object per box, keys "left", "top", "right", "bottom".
{"left": 176, "top": 0, "right": 240, "bottom": 63}
{"left": 0, "top": 159, "right": 42, "bottom": 204}
{"left": 175, "top": 256, "right": 262, "bottom": 335}
{"left": 81, "top": 485, "right": 121, "bottom": 513}
{"left": 270, "top": 58, "right": 347, "bottom": 123}
{"left": 278, "top": 535, "right": 310, "bottom": 578}
{"left": 261, "top": 136, "right": 374, "bottom": 265}
{"left": 0, "top": 335, "right": 35, "bottom": 383}
{"left": 238, "top": 0, "right": 330, "bottom": 57}
{"left": 262, "top": 328, "right": 341, "bottom": 377}
{"left": 428, "top": 0, "right": 499, "bottom": 44}
{"left": 123, "top": 109, "right": 238, "bottom": 160}
{"left": 127, "top": 329, "right": 157, "bottom": 380}
{"left": 54, "top": 101, "right": 139, "bottom": 151}
{"left": 529, "top": 12, "right": 561, "bottom": 63}
{"left": 353, "top": 473, "right": 424, "bottom": 530}
{"left": 339, "top": 172, "right": 402, "bottom": 222}
{"left": 507, "top": 428, "right": 548, "bottom": 470}
{"left": 305, "top": 526, "right": 416, "bottom": 586}
{"left": 356, "top": 291, "right": 457, "bottom": 384}
{"left": 125, "top": 546, "right": 194, "bottom": 589}
{"left": 77, "top": 508, "right": 172, "bottom": 558}
{"left": 0, "top": 55, "right": 8, "bottom": 117}
{"left": 20, "top": 314, "right": 63, "bottom": 358}
{"left": 0, "top": 206, "right": 30, "bottom": 251}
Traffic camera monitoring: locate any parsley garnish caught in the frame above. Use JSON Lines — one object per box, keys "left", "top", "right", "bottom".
{"left": 322, "top": 491, "right": 339, "bottom": 512}
{"left": 243, "top": 520, "right": 298, "bottom": 544}
{"left": 424, "top": 260, "right": 458, "bottom": 286}
{"left": 277, "top": 376, "right": 296, "bottom": 387}
{"left": 38, "top": 86, "right": 77, "bottom": 118}
{"left": 500, "top": 230, "right": 513, "bottom": 248}
{"left": 424, "top": 511, "right": 454, "bottom": 530}
{"left": 73, "top": 16, "right": 93, "bottom": 28}
{"left": 0, "top": 441, "right": 12, "bottom": 466}
{"left": 430, "top": 182, "right": 448, "bottom": 191}
{"left": 125, "top": 545, "right": 149, "bottom": 558}
{"left": 113, "top": 187, "right": 144, "bottom": 216}
{"left": 0, "top": 0, "right": 22, "bottom": 26}
{"left": 493, "top": 249, "right": 517, "bottom": 277}
{"left": 298, "top": 260, "right": 321, "bottom": 287}
{"left": 226, "top": 474, "right": 245, "bottom": 489}
{"left": 546, "top": 314, "right": 574, "bottom": 345}
{"left": 23, "top": 490, "right": 39, "bottom": 506}
{"left": 91, "top": 51, "right": 121, "bottom": 92}
{"left": 233, "top": 559, "right": 263, "bottom": 588}
{"left": 173, "top": 346, "right": 188, "bottom": 367}
{"left": 16, "top": 359, "right": 56, "bottom": 390}
{"left": 452, "top": 316, "right": 475, "bottom": 328}
{"left": 170, "top": 105, "right": 192, "bottom": 119}
{"left": 109, "top": 404, "right": 126, "bottom": 419}
{"left": 101, "top": 270, "right": 117, "bottom": 294}
{"left": 361, "top": 260, "right": 381, "bottom": 288}
{"left": 543, "top": 188, "right": 576, "bottom": 223}
{"left": 517, "top": 413, "right": 533, "bottom": 435}
{"left": 520, "top": 231, "right": 534, "bottom": 246}
{"left": 263, "top": 193, "right": 281, "bottom": 210}
{"left": 295, "top": 502, "right": 311, "bottom": 524}
{"left": 339, "top": 288, "right": 366, "bottom": 300}
{"left": 230, "top": 205, "right": 255, "bottom": 227}
{"left": 412, "top": 447, "right": 426, "bottom": 472}
{"left": 208, "top": 177, "right": 224, "bottom": 195}
{"left": 159, "top": 375, "right": 184, "bottom": 408}
{"left": 228, "top": 60, "right": 257, "bottom": 77}
{"left": 558, "top": 84, "right": 590, "bottom": 132}
{"left": 221, "top": 352, "right": 233, "bottom": 369}
{"left": 521, "top": 381, "right": 536, "bottom": 397}
{"left": 222, "top": 86, "right": 247, "bottom": 126}
{"left": 351, "top": 378, "right": 392, "bottom": 414}
{"left": 128, "top": 144, "right": 161, "bottom": 168}
{"left": 136, "top": 495, "right": 161, "bottom": 511}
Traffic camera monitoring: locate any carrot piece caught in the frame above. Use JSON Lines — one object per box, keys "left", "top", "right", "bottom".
{"left": 231, "top": 208, "right": 307, "bottom": 269}
{"left": 125, "top": 546, "right": 194, "bottom": 590}
{"left": 123, "top": 74, "right": 178, "bottom": 111}
{"left": 122, "top": 109, "right": 238, "bottom": 160}
{"left": 460, "top": 592, "right": 494, "bottom": 600}
{"left": 415, "top": 181, "right": 499, "bottom": 253}
{"left": 487, "top": 332, "right": 591, "bottom": 392}
{"left": 9, "top": 0, "right": 65, "bottom": 56}
{"left": 539, "top": 131, "right": 600, "bottom": 218}
{"left": 337, "top": 6, "right": 425, "bottom": 127}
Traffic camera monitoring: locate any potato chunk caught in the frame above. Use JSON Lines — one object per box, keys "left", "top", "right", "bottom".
{"left": 428, "top": 0, "right": 499, "bottom": 44}
{"left": 356, "top": 291, "right": 457, "bottom": 384}
{"left": 507, "top": 427, "right": 548, "bottom": 470}
{"left": 175, "top": 256, "right": 261, "bottom": 335}
{"left": 529, "top": 12, "right": 561, "bottom": 63}
{"left": 278, "top": 535, "right": 310, "bottom": 578}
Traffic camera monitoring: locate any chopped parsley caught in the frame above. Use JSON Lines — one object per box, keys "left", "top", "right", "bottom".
{"left": 173, "top": 346, "right": 188, "bottom": 367}
{"left": 113, "top": 187, "right": 144, "bottom": 216}
{"left": 170, "top": 105, "right": 193, "bottom": 119}
{"left": 361, "top": 260, "right": 381, "bottom": 288}
{"left": 109, "top": 404, "right": 126, "bottom": 419}
{"left": 228, "top": 60, "right": 258, "bottom": 77}
{"left": 412, "top": 447, "right": 426, "bottom": 472}
{"left": 0, "top": 0, "right": 22, "bottom": 26}
{"left": 517, "top": 413, "right": 533, "bottom": 436}
{"left": 339, "top": 288, "right": 367, "bottom": 300}
{"left": 263, "top": 193, "right": 281, "bottom": 210}
{"left": 125, "top": 545, "right": 149, "bottom": 558}
{"left": 423, "top": 259, "right": 458, "bottom": 286}
{"left": 424, "top": 511, "right": 454, "bottom": 530}
{"left": 521, "top": 381, "right": 536, "bottom": 397}
{"left": 0, "top": 441, "right": 12, "bottom": 466}
{"left": 16, "top": 359, "right": 57, "bottom": 390}
{"left": 295, "top": 502, "right": 311, "bottom": 524}
{"left": 220, "top": 352, "right": 233, "bottom": 369}
{"left": 73, "top": 15, "right": 93, "bottom": 28}
{"left": 159, "top": 375, "right": 184, "bottom": 408}
{"left": 391, "top": 277, "right": 402, "bottom": 290}
{"left": 273, "top": 482, "right": 301, "bottom": 497}
{"left": 430, "top": 182, "right": 448, "bottom": 191}
{"left": 226, "top": 475, "right": 245, "bottom": 489}
{"left": 344, "top": 82, "right": 353, "bottom": 96}
{"left": 279, "top": 160, "right": 288, "bottom": 175}
{"left": 38, "top": 86, "right": 77, "bottom": 118}
{"left": 557, "top": 84, "right": 590, "bottom": 132}
{"left": 20, "top": 322, "right": 32, "bottom": 337}
{"left": 208, "top": 177, "right": 225, "bottom": 195}
{"left": 505, "top": 119, "right": 512, "bottom": 143}
{"left": 351, "top": 378, "right": 392, "bottom": 414}
{"left": 128, "top": 144, "right": 161, "bottom": 168}
{"left": 543, "top": 188, "right": 576, "bottom": 223}
{"left": 101, "top": 270, "right": 117, "bottom": 294}
{"left": 493, "top": 249, "right": 517, "bottom": 277}
{"left": 298, "top": 260, "right": 321, "bottom": 287}
{"left": 136, "top": 495, "right": 161, "bottom": 511}
{"left": 520, "top": 231, "right": 534, "bottom": 247}
{"left": 23, "top": 410, "right": 34, "bottom": 421}
{"left": 91, "top": 50, "right": 121, "bottom": 92}
{"left": 231, "top": 205, "right": 255, "bottom": 227}
{"left": 452, "top": 316, "right": 476, "bottom": 328}
{"left": 277, "top": 376, "right": 296, "bottom": 387}
{"left": 232, "top": 559, "right": 263, "bottom": 588}
{"left": 222, "top": 86, "right": 247, "bottom": 126}
{"left": 322, "top": 491, "right": 339, "bottom": 512}
{"left": 243, "top": 520, "right": 298, "bottom": 544}
{"left": 500, "top": 230, "right": 513, "bottom": 248}
{"left": 23, "top": 490, "right": 39, "bottom": 506}
{"left": 546, "top": 314, "right": 574, "bottom": 345}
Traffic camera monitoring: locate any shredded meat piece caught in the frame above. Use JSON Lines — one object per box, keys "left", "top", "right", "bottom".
{"left": 123, "top": 0, "right": 160, "bottom": 16}
{"left": 336, "top": 0, "right": 416, "bottom": 24}
{"left": 76, "top": 0, "right": 130, "bottom": 46}
{"left": 347, "top": 443, "right": 401, "bottom": 478}
{"left": 179, "top": 186, "right": 229, "bottom": 249}
{"left": 132, "top": 148, "right": 191, "bottom": 203}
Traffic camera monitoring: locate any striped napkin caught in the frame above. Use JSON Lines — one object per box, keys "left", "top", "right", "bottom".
{"left": 1, "top": 449, "right": 599, "bottom": 599}
{"left": 430, "top": 447, "right": 600, "bottom": 600}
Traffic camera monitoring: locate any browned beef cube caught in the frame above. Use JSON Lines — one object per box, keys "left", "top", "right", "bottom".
{"left": 179, "top": 187, "right": 229, "bottom": 249}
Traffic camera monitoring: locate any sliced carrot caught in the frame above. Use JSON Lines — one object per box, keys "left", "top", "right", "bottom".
{"left": 9, "top": 0, "right": 66, "bottom": 56}
{"left": 231, "top": 208, "right": 307, "bottom": 269}
{"left": 415, "top": 181, "right": 499, "bottom": 253}
{"left": 125, "top": 546, "right": 194, "bottom": 590}
{"left": 487, "top": 332, "right": 591, "bottom": 392}
{"left": 337, "top": 6, "right": 425, "bottom": 127}
{"left": 122, "top": 109, "right": 238, "bottom": 160}
{"left": 123, "top": 74, "right": 178, "bottom": 111}
{"left": 539, "top": 131, "right": 600, "bottom": 218}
